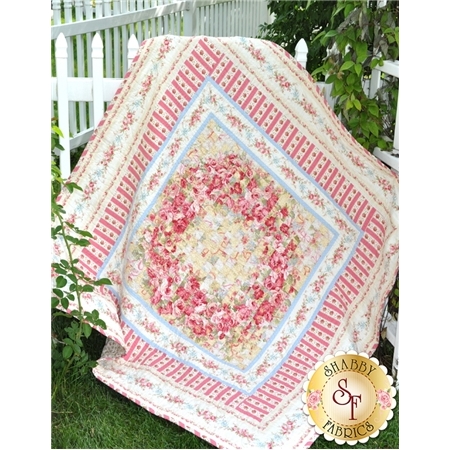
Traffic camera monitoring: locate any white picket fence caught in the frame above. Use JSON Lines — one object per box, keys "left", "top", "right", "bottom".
{"left": 52, "top": 33, "right": 399, "bottom": 177}
{"left": 51, "top": 0, "right": 272, "bottom": 146}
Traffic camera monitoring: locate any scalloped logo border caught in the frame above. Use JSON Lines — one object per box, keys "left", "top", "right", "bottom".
{"left": 301, "top": 350, "right": 397, "bottom": 445}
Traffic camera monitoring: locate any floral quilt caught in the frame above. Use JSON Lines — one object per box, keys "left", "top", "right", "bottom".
{"left": 53, "top": 35, "right": 399, "bottom": 448}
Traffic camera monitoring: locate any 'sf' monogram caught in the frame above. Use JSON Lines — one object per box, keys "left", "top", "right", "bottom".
{"left": 332, "top": 378, "right": 361, "bottom": 420}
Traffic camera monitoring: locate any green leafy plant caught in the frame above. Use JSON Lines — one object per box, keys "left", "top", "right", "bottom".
{"left": 312, "top": 0, "right": 399, "bottom": 152}
{"left": 259, "top": 1, "right": 341, "bottom": 77}
{"left": 51, "top": 120, "right": 110, "bottom": 399}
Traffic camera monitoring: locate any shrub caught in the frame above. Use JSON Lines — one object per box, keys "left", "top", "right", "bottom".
{"left": 312, "top": 0, "right": 399, "bottom": 152}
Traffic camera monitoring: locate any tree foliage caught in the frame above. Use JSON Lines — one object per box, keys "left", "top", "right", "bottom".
{"left": 313, "top": 0, "right": 399, "bottom": 151}
{"left": 259, "top": 1, "right": 341, "bottom": 77}
{"left": 259, "top": 1, "right": 399, "bottom": 153}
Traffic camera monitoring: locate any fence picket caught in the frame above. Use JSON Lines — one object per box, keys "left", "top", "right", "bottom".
{"left": 164, "top": 0, "right": 171, "bottom": 35}
{"left": 121, "top": 0, "right": 129, "bottom": 74}
{"left": 62, "top": 2, "right": 77, "bottom": 136}
{"left": 127, "top": 34, "right": 140, "bottom": 69}
{"left": 92, "top": 33, "right": 105, "bottom": 129}
{"left": 96, "top": 0, "right": 104, "bottom": 18}
{"left": 74, "top": 1, "right": 87, "bottom": 132}
{"left": 103, "top": 1, "right": 113, "bottom": 78}
{"left": 294, "top": 38, "right": 308, "bottom": 69}
{"left": 136, "top": 1, "right": 143, "bottom": 42}
{"left": 55, "top": 33, "right": 71, "bottom": 179}
{"left": 52, "top": 0, "right": 272, "bottom": 164}
{"left": 52, "top": 0, "right": 62, "bottom": 25}
{"left": 112, "top": 1, "right": 121, "bottom": 77}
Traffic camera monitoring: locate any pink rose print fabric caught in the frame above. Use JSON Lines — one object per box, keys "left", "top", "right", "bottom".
{"left": 53, "top": 36, "right": 399, "bottom": 449}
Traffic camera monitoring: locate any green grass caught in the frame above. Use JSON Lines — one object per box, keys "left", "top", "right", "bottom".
{"left": 51, "top": 327, "right": 214, "bottom": 449}
{"left": 52, "top": 320, "right": 399, "bottom": 449}
{"left": 52, "top": 368, "right": 214, "bottom": 449}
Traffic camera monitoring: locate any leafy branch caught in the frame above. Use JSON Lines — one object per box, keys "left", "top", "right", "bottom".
{"left": 51, "top": 121, "right": 110, "bottom": 399}
{"left": 311, "top": 0, "right": 399, "bottom": 152}
{"left": 258, "top": 1, "right": 341, "bottom": 78}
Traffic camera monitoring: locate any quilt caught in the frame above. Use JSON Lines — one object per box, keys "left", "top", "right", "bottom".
{"left": 53, "top": 35, "right": 399, "bottom": 448}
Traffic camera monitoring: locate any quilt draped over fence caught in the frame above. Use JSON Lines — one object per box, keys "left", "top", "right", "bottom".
{"left": 53, "top": 35, "right": 399, "bottom": 449}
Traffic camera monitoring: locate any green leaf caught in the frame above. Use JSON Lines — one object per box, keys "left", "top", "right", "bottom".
{"left": 355, "top": 42, "right": 368, "bottom": 64}
{"left": 353, "top": 98, "right": 362, "bottom": 111}
{"left": 67, "top": 274, "right": 78, "bottom": 283}
{"left": 52, "top": 288, "right": 64, "bottom": 298}
{"left": 332, "top": 3, "right": 347, "bottom": 18}
{"left": 51, "top": 225, "right": 63, "bottom": 235}
{"left": 52, "top": 125, "right": 64, "bottom": 137}
{"left": 66, "top": 236, "right": 90, "bottom": 246}
{"left": 370, "top": 58, "right": 379, "bottom": 70}
{"left": 369, "top": 104, "right": 379, "bottom": 117}
{"left": 62, "top": 345, "right": 73, "bottom": 359}
{"left": 56, "top": 276, "right": 67, "bottom": 288}
{"left": 311, "top": 67, "right": 325, "bottom": 78}
{"left": 82, "top": 285, "right": 95, "bottom": 293}
{"left": 72, "top": 344, "right": 82, "bottom": 355}
{"left": 83, "top": 323, "right": 92, "bottom": 338}
{"left": 344, "top": 3, "right": 356, "bottom": 17}
{"left": 332, "top": 78, "right": 344, "bottom": 96}
{"left": 51, "top": 297, "right": 60, "bottom": 308}
{"left": 340, "top": 61, "right": 354, "bottom": 72}
{"left": 70, "top": 309, "right": 81, "bottom": 319}
{"left": 61, "top": 297, "right": 69, "bottom": 309}
{"left": 65, "top": 182, "right": 82, "bottom": 193}
{"left": 94, "top": 278, "right": 113, "bottom": 286}
{"left": 98, "top": 320, "right": 107, "bottom": 330}
{"left": 324, "top": 30, "right": 338, "bottom": 39}
{"left": 346, "top": 73, "right": 358, "bottom": 86}
{"left": 360, "top": 120, "right": 369, "bottom": 132}
{"left": 74, "top": 229, "right": 93, "bottom": 238}
{"left": 325, "top": 74, "right": 337, "bottom": 85}
{"left": 367, "top": 121, "right": 380, "bottom": 137}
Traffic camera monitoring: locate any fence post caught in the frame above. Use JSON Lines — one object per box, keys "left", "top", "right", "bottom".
{"left": 75, "top": 1, "right": 87, "bottom": 132}
{"left": 52, "top": 0, "right": 62, "bottom": 25}
{"left": 294, "top": 38, "right": 308, "bottom": 68}
{"left": 127, "top": 35, "right": 140, "bottom": 69}
{"left": 96, "top": 0, "right": 104, "bottom": 17}
{"left": 183, "top": 0, "right": 197, "bottom": 36}
{"left": 92, "top": 33, "right": 105, "bottom": 129}
{"left": 63, "top": 0, "right": 78, "bottom": 137}
{"left": 56, "top": 33, "right": 72, "bottom": 179}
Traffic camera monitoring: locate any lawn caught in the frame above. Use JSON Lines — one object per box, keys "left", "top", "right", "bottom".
{"left": 51, "top": 318, "right": 399, "bottom": 449}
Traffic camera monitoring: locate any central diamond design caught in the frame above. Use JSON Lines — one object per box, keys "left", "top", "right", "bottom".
{"left": 127, "top": 119, "right": 333, "bottom": 370}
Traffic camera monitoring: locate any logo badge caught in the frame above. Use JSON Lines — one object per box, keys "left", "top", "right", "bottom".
{"left": 302, "top": 351, "right": 396, "bottom": 445}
